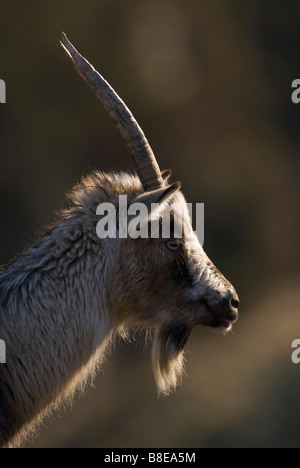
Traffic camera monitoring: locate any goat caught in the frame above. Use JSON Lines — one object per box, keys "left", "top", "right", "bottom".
{"left": 0, "top": 34, "right": 239, "bottom": 448}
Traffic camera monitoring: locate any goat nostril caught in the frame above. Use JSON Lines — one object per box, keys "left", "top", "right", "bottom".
{"left": 230, "top": 298, "right": 240, "bottom": 310}
{"left": 225, "top": 290, "right": 240, "bottom": 311}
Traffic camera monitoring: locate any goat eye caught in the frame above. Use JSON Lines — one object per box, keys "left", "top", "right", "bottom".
{"left": 166, "top": 240, "right": 182, "bottom": 251}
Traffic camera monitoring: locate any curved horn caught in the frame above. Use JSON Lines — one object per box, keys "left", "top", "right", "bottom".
{"left": 61, "top": 33, "right": 164, "bottom": 191}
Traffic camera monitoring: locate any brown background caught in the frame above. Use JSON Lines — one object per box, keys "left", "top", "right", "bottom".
{"left": 0, "top": 0, "right": 300, "bottom": 448}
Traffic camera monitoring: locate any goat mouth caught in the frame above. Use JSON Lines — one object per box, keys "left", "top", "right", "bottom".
{"left": 197, "top": 300, "right": 235, "bottom": 333}
{"left": 205, "top": 316, "right": 233, "bottom": 334}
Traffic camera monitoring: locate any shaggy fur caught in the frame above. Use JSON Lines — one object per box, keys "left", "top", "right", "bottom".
{"left": 0, "top": 171, "right": 238, "bottom": 447}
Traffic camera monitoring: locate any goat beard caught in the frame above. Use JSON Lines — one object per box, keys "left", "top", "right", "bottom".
{"left": 151, "top": 323, "right": 191, "bottom": 396}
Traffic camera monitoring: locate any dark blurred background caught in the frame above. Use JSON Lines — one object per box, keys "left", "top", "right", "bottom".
{"left": 0, "top": 0, "right": 300, "bottom": 448}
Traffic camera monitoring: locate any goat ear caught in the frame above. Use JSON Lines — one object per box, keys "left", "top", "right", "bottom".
{"left": 158, "top": 182, "right": 181, "bottom": 204}
{"left": 161, "top": 169, "right": 172, "bottom": 182}
{"left": 137, "top": 182, "right": 182, "bottom": 206}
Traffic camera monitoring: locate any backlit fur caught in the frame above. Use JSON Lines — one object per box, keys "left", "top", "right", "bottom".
{"left": 0, "top": 171, "right": 235, "bottom": 447}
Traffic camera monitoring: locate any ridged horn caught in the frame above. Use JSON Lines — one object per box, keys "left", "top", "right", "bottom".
{"left": 60, "top": 33, "right": 164, "bottom": 191}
